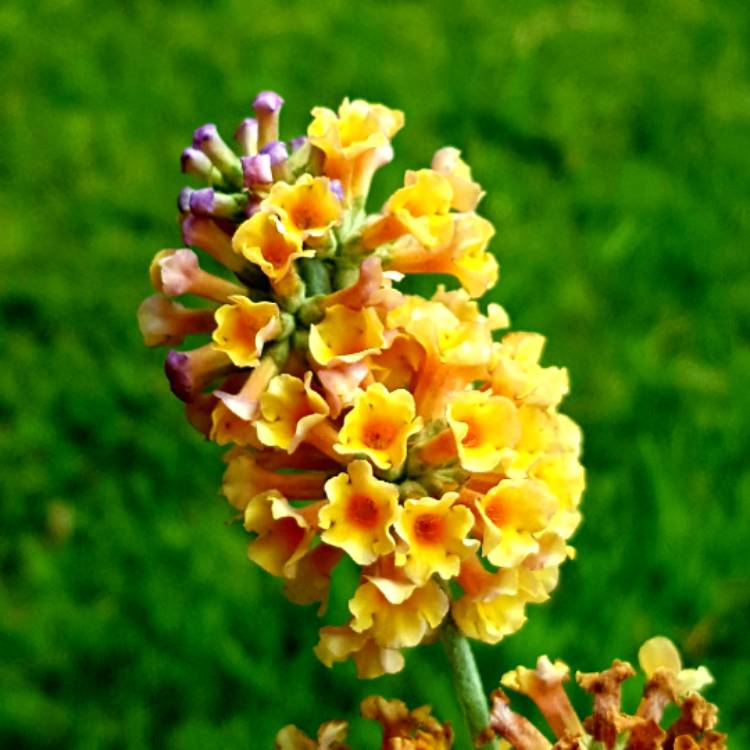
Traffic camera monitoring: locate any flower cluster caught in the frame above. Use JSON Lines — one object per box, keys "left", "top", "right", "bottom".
{"left": 139, "top": 92, "right": 584, "bottom": 676}
{"left": 276, "top": 638, "right": 726, "bottom": 750}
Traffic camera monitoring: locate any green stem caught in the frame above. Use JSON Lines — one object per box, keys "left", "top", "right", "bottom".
{"left": 440, "top": 616, "right": 497, "bottom": 750}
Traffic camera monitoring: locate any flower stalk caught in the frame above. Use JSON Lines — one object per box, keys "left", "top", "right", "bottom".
{"left": 440, "top": 615, "right": 497, "bottom": 750}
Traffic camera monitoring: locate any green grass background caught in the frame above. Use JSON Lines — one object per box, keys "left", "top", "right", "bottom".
{"left": 2, "top": 0, "right": 749, "bottom": 747}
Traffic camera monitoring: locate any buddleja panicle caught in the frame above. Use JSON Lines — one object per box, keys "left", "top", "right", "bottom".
{"left": 139, "top": 92, "right": 584, "bottom": 677}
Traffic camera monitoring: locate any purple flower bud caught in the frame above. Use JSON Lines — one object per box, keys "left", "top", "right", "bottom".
{"left": 253, "top": 91, "right": 285, "bottom": 148}
{"left": 192, "top": 123, "right": 220, "bottom": 149}
{"left": 189, "top": 187, "right": 247, "bottom": 219}
{"left": 241, "top": 154, "right": 273, "bottom": 186}
{"left": 177, "top": 187, "right": 194, "bottom": 213}
{"left": 289, "top": 135, "right": 307, "bottom": 153}
{"left": 191, "top": 124, "right": 242, "bottom": 185}
{"left": 234, "top": 118, "right": 259, "bottom": 156}
{"left": 165, "top": 345, "right": 235, "bottom": 402}
{"left": 165, "top": 350, "right": 194, "bottom": 401}
{"left": 329, "top": 179, "right": 344, "bottom": 203}
{"left": 189, "top": 187, "right": 216, "bottom": 217}
{"left": 260, "top": 140, "right": 289, "bottom": 166}
{"left": 181, "top": 148, "right": 214, "bottom": 179}
{"left": 252, "top": 91, "right": 284, "bottom": 114}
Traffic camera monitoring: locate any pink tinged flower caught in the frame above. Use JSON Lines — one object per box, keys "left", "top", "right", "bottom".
{"left": 214, "top": 356, "right": 279, "bottom": 422}
{"left": 164, "top": 344, "right": 234, "bottom": 402}
{"left": 431, "top": 146, "right": 485, "bottom": 211}
{"left": 181, "top": 214, "right": 245, "bottom": 272}
{"left": 234, "top": 117, "right": 259, "bottom": 156}
{"left": 255, "top": 372, "right": 330, "bottom": 453}
{"left": 322, "top": 255, "right": 403, "bottom": 312}
{"left": 137, "top": 294, "right": 216, "bottom": 347}
{"left": 253, "top": 90, "right": 285, "bottom": 148}
{"left": 150, "top": 249, "right": 246, "bottom": 302}
{"left": 316, "top": 361, "right": 370, "bottom": 417}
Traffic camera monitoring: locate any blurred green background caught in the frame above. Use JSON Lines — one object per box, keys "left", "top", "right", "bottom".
{"left": 2, "top": 0, "right": 749, "bottom": 747}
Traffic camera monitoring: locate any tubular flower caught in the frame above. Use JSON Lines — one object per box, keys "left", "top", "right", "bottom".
{"left": 393, "top": 494, "right": 478, "bottom": 584}
{"left": 264, "top": 173, "right": 343, "bottom": 240}
{"left": 319, "top": 459, "right": 398, "bottom": 565}
{"left": 256, "top": 372, "right": 330, "bottom": 452}
{"left": 275, "top": 641, "right": 728, "bottom": 749}
{"left": 309, "top": 305, "right": 387, "bottom": 366}
{"left": 308, "top": 98, "right": 404, "bottom": 202}
{"left": 140, "top": 92, "right": 585, "bottom": 674}
{"left": 335, "top": 383, "right": 423, "bottom": 470}
{"left": 212, "top": 295, "right": 282, "bottom": 367}
{"left": 232, "top": 210, "right": 311, "bottom": 281}
{"left": 348, "top": 575, "right": 449, "bottom": 649}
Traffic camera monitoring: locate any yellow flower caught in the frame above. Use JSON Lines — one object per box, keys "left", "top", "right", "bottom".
{"left": 255, "top": 372, "right": 330, "bottom": 452}
{"left": 446, "top": 390, "right": 521, "bottom": 472}
{"left": 394, "top": 494, "right": 478, "bottom": 584}
{"left": 308, "top": 98, "right": 404, "bottom": 200}
{"left": 264, "top": 174, "right": 343, "bottom": 240}
{"left": 491, "top": 332, "right": 569, "bottom": 408}
{"left": 386, "top": 213, "right": 498, "bottom": 298}
{"left": 242, "top": 490, "right": 318, "bottom": 578}
{"left": 368, "top": 332, "right": 424, "bottom": 392}
{"left": 431, "top": 146, "right": 484, "bottom": 211}
{"left": 638, "top": 636, "right": 714, "bottom": 697}
{"left": 314, "top": 625, "right": 405, "bottom": 679}
{"left": 476, "top": 479, "right": 558, "bottom": 568}
{"left": 211, "top": 295, "right": 282, "bottom": 368}
{"left": 362, "top": 169, "right": 454, "bottom": 250}
{"left": 309, "top": 304, "right": 386, "bottom": 366}
{"left": 348, "top": 575, "right": 449, "bottom": 648}
{"left": 452, "top": 591, "right": 528, "bottom": 646}
{"left": 335, "top": 383, "right": 423, "bottom": 470}
{"left": 232, "top": 210, "right": 311, "bottom": 280}
{"left": 318, "top": 460, "right": 398, "bottom": 565}
{"left": 209, "top": 398, "right": 260, "bottom": 447}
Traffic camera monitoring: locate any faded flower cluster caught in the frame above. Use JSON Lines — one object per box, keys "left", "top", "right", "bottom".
{"left": 277, "top": 638, "right": 725, "bottom": 749}
{"left": 139, "top": 92, "right": 585, "bottom": 677}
